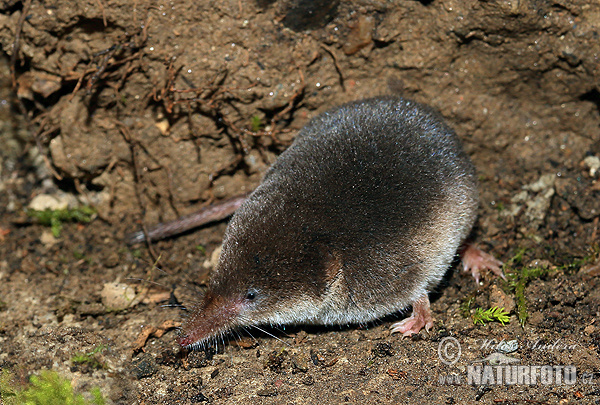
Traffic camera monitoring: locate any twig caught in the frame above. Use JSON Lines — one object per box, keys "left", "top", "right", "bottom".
{"left": 87, "top": 44, "right": 119, "bottom": 93}
{"left": 320, "top": 43, "right": 345, "bottom": 91}
{"left": 94, "top": 0, "right": 107, "bottom": 27}
{"left": 10, "top": 0, "right": 32, "bottom": 89}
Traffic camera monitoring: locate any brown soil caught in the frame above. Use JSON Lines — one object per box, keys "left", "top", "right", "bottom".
{"left": 1, "top": 0, "right": 600, "bottom": 404}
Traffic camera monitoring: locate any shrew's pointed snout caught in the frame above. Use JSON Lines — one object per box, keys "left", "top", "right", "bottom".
{"left": 178, "top": 291, "right": 243, "bottom": 349}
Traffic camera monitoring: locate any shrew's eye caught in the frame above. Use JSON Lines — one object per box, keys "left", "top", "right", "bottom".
{"left": 245, "top": 291, "right": 256, "bottom": 300}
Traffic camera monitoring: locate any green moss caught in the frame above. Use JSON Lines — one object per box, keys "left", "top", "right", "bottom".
{"left": 502, "top": 246, "right": 598, "bottom": 327}
{"left": 471, "top": 306, "right": 510, "bottom": 326}
{"left": 506, "top": 266, "right": 553, "bottom": 327}
{"left": 27, "top": 206, "right": 96, "bottom": 237}
{"left": 558, "top": 249, "right": 598, "bottom": 273}
{"left": 0, "top": 369, "right": 105, "bottom": 405}
{"left": 506, "top": 247, "right": 527, "bottom": 268}
{"left": 503, "top": 249, "right": 554, "bottom": 327}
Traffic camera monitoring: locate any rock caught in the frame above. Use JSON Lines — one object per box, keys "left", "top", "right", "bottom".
{"left": 40, "top": 230, "right": 58, "bottom": 247}
{"left": 523, "top": 173, "right": 556, "bottom": 193}
{"left": 256, "top": 386, "right": 278, "bottom": 397}
{"left": 555, "top": 176, "right": 600, "bottom": 220}
{"left": 203, "top": 245, "right": 222, "bottom": 270}
{"left": 100, "top": 282, "right": 137, "bottom": 311}
{"left": 280, "top": 0, "right": 339, "bottom": 31}
{"left": 489, "top": 284, "right": 516, "bottom": 313}
{"left": 343, "top": 15, "right": 375, "bottom": 55}
{"left": 28, "top": 193, "right": 76, "bottom": 211}
{"left": 130, "top": 353, "right": 158, "bottom": 379}
{"left": 502, "top": 174, "right": 557, "bottom": 229}
{"left": 582, "top": 155, "right": 600, "bottom": 177}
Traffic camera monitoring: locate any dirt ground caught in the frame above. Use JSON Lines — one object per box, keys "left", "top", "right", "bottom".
{"left": 1, "top": 0, "right": 600, "bottom": 403}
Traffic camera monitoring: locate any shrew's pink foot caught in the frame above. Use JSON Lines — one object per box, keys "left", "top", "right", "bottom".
{"left": 461, "top": 244, "right": 504, "bottom": 284}
{"left": 390, "top": 295, "right": 433, "bottom": 337}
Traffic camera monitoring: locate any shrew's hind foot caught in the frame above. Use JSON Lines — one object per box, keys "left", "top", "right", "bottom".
{"left": 461, "top": 244, "right": 504, "bottom": 285}
{"left": 390, "top": 295, "right": 433, "bottom": 337}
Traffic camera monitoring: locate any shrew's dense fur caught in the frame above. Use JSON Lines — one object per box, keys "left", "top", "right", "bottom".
{"left": 179, "top": 96, "right": 479, "bottom": 349}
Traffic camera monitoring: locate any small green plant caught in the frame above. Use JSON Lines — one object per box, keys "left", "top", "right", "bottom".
{"left": 472, "top": 306, "right": 510, "bottom": 326}
{"left": 460, "top": 294, "right": 476, "bottom": 318}
{"left": 71, "top": 345, "right": 107, "bottom": 371}
{"left": 250, "top": 115, "right": 263, "bottom": 132}
{"left": 27, "top": 206, "right": 96, "bottom": 237}
{"left": 130, "top": 248, "right": 142, "bottom": 258}
{"left": 72, "top": 251, "right": 93, "bottom": 265}
{"left": 0, "top": 369, "right": 105, "bottom": 405}
{"left": 195, "top": 244, "right": 207, "bottom": 255}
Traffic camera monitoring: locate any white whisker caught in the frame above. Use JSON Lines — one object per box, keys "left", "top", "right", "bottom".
{"left": 242, "top": 327, "right": 258, "bottom": 344}
{"left": 249, "top": 325, "right": 290, "bottom": 347}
